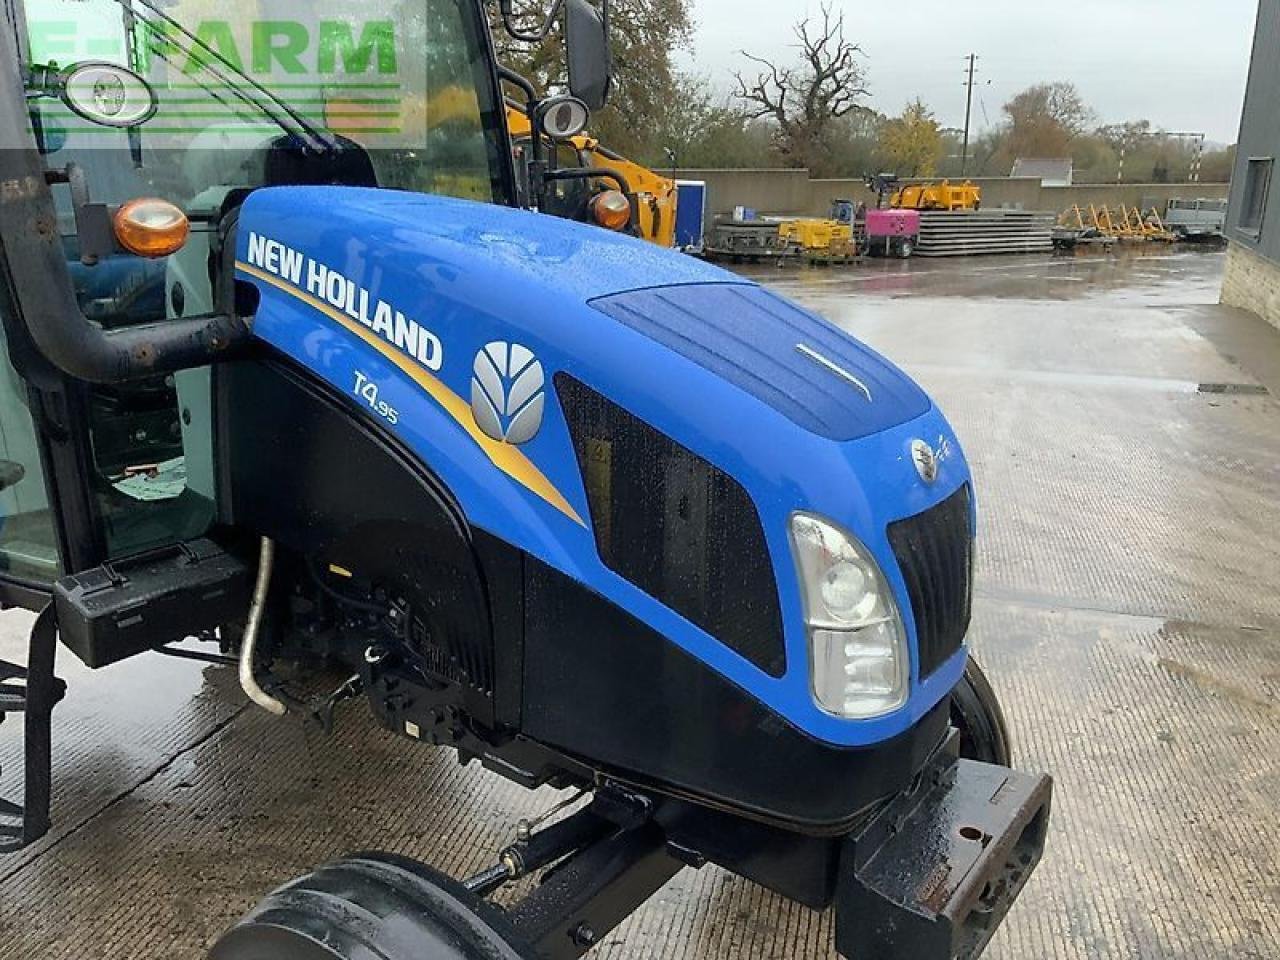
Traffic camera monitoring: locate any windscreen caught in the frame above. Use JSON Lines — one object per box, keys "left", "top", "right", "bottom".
{"left": 17, "top": 0, "right": 509, "bottom": 208}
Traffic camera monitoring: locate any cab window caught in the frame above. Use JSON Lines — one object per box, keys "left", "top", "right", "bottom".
{"left": 0, "top": 321, "right": 60, "bottom": 584}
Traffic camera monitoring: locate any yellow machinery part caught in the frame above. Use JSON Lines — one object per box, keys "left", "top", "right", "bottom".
{"left": 1141, "top": 207, "right": 1176, "bottom": 242}
{"left": 777, "top": 218, "right": 854, "bottom": 251}
{"left": 1061, "top": 204, "right": 1088, "bottom": 230}
{"left": 505, "top": 107, "right": 678, "bottom": 248}
{"left": 1060, "top": 204, "right": 1175, "bottom": 244}
{"left": 890, "top": 179, "right": 981, "bottom": 212}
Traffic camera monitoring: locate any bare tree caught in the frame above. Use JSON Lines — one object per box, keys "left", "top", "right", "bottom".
{"left": 1002, "top": 82, "right": 1094, "bottom": 159}
{"left": 733, "top": 4, "right": 868, "bottom": 174}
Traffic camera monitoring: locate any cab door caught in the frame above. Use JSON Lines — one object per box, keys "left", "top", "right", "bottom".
{"left": 4, "top": 224, "right": 161, "bottom": 617}
{"left": 0, "top": 321, "right": 63, "bottom": 601}
{"left": 0, "top": 238, "right": 219, "bottom": 615}
{"left": 0, "top": 0, "right": 228, "bottom": 612}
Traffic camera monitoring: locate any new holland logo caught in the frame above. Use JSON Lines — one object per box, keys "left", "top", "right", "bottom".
{"left": 910, "top": 436, "right": 951, "bottom": 484}
{"left": 470, "top": 342, "right": 546, "bottom": 445}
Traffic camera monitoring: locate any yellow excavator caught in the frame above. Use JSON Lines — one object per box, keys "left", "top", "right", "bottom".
{"left": 506, "top": 105, "right": 678, "bottom": 247}
{"left": 890, "top": 179, "right": 981, "bottom": 212}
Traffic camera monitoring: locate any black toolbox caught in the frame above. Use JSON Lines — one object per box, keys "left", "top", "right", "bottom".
{"left": 54, "top": 539, "right": 251, "bottom": 668}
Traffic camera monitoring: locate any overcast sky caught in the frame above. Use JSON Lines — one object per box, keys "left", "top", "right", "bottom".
{"left": 681, "top": 0, "right": 1259, "bottom": 145}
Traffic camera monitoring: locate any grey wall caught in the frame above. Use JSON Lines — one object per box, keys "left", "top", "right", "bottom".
{"left": 674, "top": 168, "right": 1229, "bottom": 220}
{"left": 671, "top": 169, "right": 816, "bottom": 220}
{"left": 1227, "top": 0, "right": 1280, "bottom": 264}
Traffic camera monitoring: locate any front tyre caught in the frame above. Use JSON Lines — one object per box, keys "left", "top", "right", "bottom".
{"left": 210, "top": 854, "right": 532, "bottom": 960}
{"left": 950, "top": 656, "right": 1013, "bottom": 766}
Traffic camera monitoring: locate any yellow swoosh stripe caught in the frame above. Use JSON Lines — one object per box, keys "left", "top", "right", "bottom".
{"left": 237, "top": 261, "right": 585, "bottom": 527}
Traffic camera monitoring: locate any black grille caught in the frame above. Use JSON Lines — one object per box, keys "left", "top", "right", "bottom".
{"left": 407, "top": 604, "right": 493, "bottom": 695}
{"left": 887, "top": 485, "right": 974, "bottom": 679}
{"left": 556, "top": 375, "right": 786, "bottom": 677}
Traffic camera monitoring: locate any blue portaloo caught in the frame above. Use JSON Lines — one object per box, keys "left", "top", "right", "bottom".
{"left": 235, "top": 185, "right": 971, "bottom": 748}
{"left": 673, "top": 180, "right": 706, "bottom": 249}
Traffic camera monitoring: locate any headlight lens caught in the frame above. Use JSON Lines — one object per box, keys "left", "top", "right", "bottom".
{"left": 819, "top": 559, "right": 877, "bottom": 623}
{"left": 790, "top": 513, "right": 908, "bottom": 718}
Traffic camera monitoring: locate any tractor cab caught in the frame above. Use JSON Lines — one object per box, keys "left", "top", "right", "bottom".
{"left": 0, "top": 0, "right": 616, "bottom": 599}
{"left": 0, "top": 2, "right": 1050, "bottom": 958}
{"left": 0, "top": 0, "right": 521, "bottom": 594}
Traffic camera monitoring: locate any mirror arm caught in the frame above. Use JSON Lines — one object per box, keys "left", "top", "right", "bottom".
{"left": 546, "top": 166, "right": 633, "bottom": 198}
{"left": 45, "top": 163, "right": 114, "bottom": 266}
{"left": 500, "top": 66, "right": 559, "bottom": 210}
{"left": 499, "top": 0, "right": 566, "bottom": 43}
{"left": 21, "top": 64, "right": 59, "bottom": 99}
{"left": 499, "top": 66, "right": 546, "bottom": 169}
{"left": 498, "top": 66, "right": 538, "bottom": 105}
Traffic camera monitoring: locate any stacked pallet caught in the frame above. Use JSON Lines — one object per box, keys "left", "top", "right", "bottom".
{"left": 915, "top": 210, "right": 1055, "bottom": 257}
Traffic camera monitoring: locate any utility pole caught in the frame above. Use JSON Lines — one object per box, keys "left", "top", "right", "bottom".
{"left": 1190, "top": 134, "right": 1205, "bottom": 183}
{"left": 1117, "top": 131, "right": 1206, "bottom": 183}
{"left": 961, "top": 54, "right": 978, "bottom": 176}
{"left": 1163, "top": 132, "right": 1207, "bottom": 182}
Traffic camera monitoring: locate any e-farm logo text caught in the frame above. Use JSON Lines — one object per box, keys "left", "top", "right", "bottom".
{"left": 244, "top": 233, "right": 444, "bottom": 373}
{"left": 31, "top": 19, "right": 396, "bottom": 75}
{"left": 28, "top": 14, "right": 405, "bottom": 136}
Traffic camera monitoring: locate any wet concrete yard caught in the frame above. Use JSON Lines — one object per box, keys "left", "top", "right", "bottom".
{"left": 2, "top": 248, "right": 1278, "bottom": 958}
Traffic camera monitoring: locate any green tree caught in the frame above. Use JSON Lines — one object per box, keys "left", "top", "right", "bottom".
{"left": 1200, "top": 145, "right": 1236, "bottom": 183}
{"left": 968, "top": 128, "right": 1012, "bottom": 176}
{"left": 1096, "top": 120, "right": 1153, "bottom": 157}
{"left": 880, "top": 99, "right": 943, "bottom": 177}
{"left": 491, "top": 0, "right": 693, "bottom": 156}
{"left": 820, "top": 108, "right": 887, "bottom": 179}
{"left": 639, "top": 72, "right": 773, "bottom": 169}
{"left": 1087, "top": 123, "right": 1214, "bottom": 183}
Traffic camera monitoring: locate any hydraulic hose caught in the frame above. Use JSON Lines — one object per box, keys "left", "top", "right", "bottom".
{"left": 239, "top": 537, "right": 286, "bottom": 716}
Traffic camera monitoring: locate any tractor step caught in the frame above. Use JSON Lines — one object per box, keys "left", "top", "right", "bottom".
{"left": 835, "top": 745, "right": 1052, "bottom": 960}
{"left": 0, "top": 657, "right": 32, "bottom": 849}
{"left": 0, "top": 607, "right": 65, "bottom": 853}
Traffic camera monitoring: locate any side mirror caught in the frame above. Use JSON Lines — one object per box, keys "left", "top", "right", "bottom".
{"left": 59, "top": 62, "right": 156, "bottom": 128}
{"left": 565, "top": 0, "right": 612, "bottom": 111}
{"left": 536, "top": 95, "right": 591, "bottom": 141}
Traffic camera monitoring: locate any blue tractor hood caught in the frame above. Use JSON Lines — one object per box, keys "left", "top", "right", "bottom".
{"left": 235, "top": 186, "right": 968, "bottom": 748}
{"left": 589, "top": 284, "right": 928, "bottom": 442}
{"left": 238, "top": 187, "right": 926, "bottom": 443}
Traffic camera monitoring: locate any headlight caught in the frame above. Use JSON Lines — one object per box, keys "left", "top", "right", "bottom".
{"left": 789, "top": 513, "right": 908, "bottom": 718}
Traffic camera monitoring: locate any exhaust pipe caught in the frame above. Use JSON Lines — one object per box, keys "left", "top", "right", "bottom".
{"left": 239, "top": 537, "right": 286, "bottom": 716}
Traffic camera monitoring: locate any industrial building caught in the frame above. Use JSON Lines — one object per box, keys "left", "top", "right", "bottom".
{"left": 1222, "top": 0, "right": 1280, "bottom": 328}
